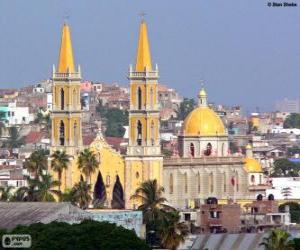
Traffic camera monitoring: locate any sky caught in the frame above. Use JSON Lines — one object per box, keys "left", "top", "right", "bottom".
{"left": 0, "top": 0, "right": 299, "bottom": 112}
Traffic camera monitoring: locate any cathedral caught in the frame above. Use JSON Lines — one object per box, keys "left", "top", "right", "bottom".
{"left": 50, "top": 20, "right": 265, "bottom": 209}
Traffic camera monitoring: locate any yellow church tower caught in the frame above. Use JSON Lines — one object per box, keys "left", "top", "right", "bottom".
{"left": 125, "top": 19, "right": 163, "bottom": 209}
{"left": 50, "top": 22, "right": 82, "bottom": 188}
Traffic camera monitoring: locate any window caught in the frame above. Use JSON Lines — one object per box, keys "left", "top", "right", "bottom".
{"left": 151, "top": 121, "right": 155, "bottom": 146}
{"left": 197, "top": 172, "right": 201, "bottom": 193}
{"left": 73, "top": 121, "right": 78, "bottom": 145}
{"left": 209, "top": 172, "right": 214, "bottom": 193}
{"left": 223, "top": 172, "right": 227, "bottom": 192}
{"left": 137, "top": 87, "right": 142, "bottom": 110}
{"left": 59, "top": 120, "right": 65, "bottom": 146}
{"left": 210, "top": 211, "right": 220, "bottom": 219}
{"left": 184, "top": 173, "right": 188, "bottom": 193}
{"left": 136, "top": 172, "right": 140, "bottom": 179}
{"left": 137, "top": 120, "right": 142, "bottom": 146}
{"left": 106, "top": 175, "right": 110, "bottom": 186}
{"left": 204, "top": 143, "right": 212, "bottom": 156}
{"left": 12, "top": 112, "right": 15, "bottom": 116}
{"left": 251, "top": 175, "right": 255, "bottom": 184}
{"left": 169, "top": 173, "right": 173, "bottom": 194}
{"left": 184, "top": 213, "right": 191, "bottom": 221}
{"left": 150, "top": 88, "right": 154, "bottom": 108}
{"left": 73, "top": 89, "right": 77, "bottom": 108}
{"left": 190, "top": 143, "right": 195, "bottom": 157}
{"left": 60, "top": 88, "right": 65, "bottom": 110}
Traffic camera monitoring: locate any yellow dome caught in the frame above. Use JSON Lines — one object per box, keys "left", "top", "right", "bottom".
{"left": 183, "top": 107, "right": 226, "bottom": 136}
{"left": 246, "top": 144, "right": 252, "bottom": 150}
{"left": 244, "top": 157, "right": 263, "bottom": 173}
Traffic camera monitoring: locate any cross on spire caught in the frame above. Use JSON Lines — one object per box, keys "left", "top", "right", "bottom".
{"left": 139, "top": 11, "right": 147, "bottom": 21}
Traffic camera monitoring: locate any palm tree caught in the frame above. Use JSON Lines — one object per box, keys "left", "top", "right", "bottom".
{"left": 50, "top": 150, "right": 70, "bottom": 191}
{"left": 131, "top": 179, "right": 173, "bottom": 227}
{"left": 5, "top": 126, "right": 24, "bottom": 149}
{"left": 24, "top": 150, "right": 48, "bottom": 177}
{"left": 77, "top": 149, "right": 99, "bottom": 184}
{"left": 160, "top": 211, "right": 188, "bottom": 250}
{"left": 71, "top": 175, "right": 92, "bottom": 209}
{"left": 0, "top": 186, "right": 14, "bottom": 201}
{"left": 33, "top": 173, "right": 61, "bottom": 201}
{"left": 260, "top": 229, "right": 294, "bottom": 250}
{"left": 13, "top": 174, "right": 60, "bottom": 202}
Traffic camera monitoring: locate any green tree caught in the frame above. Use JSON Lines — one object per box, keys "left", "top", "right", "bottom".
{"left": 13, "top": 174, "right": 60, "bottom": 202}
{"left": 160, "top": 211, "right": 189, "bottom": 250}
{"left": 96, "top": 100, "right": 128, "bottom": 137}
{"left": 279, "top": 202, "right": 300, "bottom": 223}
{"left": 77, "top": 148, "right": 99, "bottom": 184}
{"left": 271, "top": 158, "right": 300, "bottom": 177}
{"left": 0, "top": 186, "right": 14, "bottom": 201}
{"left": 71, "top": 175, "right": 92, "bottom": 209}
{"left": 24, "top": 150, "right": 48, "bottom": 177}
{"left": 32, "top": 173, "right": 61, "bottom": 202}
{"left": 0, "top": 220, "right": 150, "bottom": 250}
{"left": 284, "top": 113, "right": 300, "bottom": 129}
{"left": 131, "top": 179, "right": 177, "bottom": 247}
{"left": 50, "top": 150, "right": 70, "bottom": 191}
{"left": 260, "top": 229, "right": 294, "bottom": 250}
{"left": 5, "top": 126, "right": 24, "bottom": 149}
{"left": 176, "top": 98, "right": 196, "bottom": 121}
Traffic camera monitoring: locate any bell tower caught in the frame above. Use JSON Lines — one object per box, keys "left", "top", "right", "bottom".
{"left": 125, "top": 19, "right": 163, "bottom": 208}
{"left": 50, "top": 22, "right": 82, "bottom": 186}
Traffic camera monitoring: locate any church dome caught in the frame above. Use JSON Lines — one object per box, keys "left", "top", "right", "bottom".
{"left": 244, "top": 157, "right": 263, "bottom": 173}
{"left": 183, "top": 107, "right": 226, "bottom": 136}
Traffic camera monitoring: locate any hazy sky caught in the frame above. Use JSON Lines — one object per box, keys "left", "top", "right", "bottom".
{"left": 0, "top": 0, "right": 299, "bottom": 112}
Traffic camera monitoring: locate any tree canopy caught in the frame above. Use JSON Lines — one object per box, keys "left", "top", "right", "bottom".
{"left": 0, "top": 220, "right": 150, "bottom": 250}
{"left": 284, "top": 113, "right": 300, "bottom": 129}
{"left": 279, "top": 202, "right": 300, "bottom": 224}
{"left": 271, "top": 158, "right": 300, "bottom": 177}
{"left": 96, "top": 101, "right": 128, "bottom": 137}
{"left": 176, "top": 98, "right": 196, "bottom": 121}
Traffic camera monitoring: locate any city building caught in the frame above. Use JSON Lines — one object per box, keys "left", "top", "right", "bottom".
{"left": 276, "top": 98, "right": 300, "bottom": 113}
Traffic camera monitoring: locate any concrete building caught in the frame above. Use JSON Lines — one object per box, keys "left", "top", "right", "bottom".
{"left": 0, "top": 102, "right": 33, "bottom": 125}
{"left": 276, "top": 98, "right": 300, "bottom": 113}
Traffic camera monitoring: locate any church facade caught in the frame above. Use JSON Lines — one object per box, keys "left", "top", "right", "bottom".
{"left": 50, "top": 20, "right": 266, "bottom": 210}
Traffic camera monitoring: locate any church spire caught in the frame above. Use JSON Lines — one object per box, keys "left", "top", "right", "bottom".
{"left": 135, "top": 20, "right": 152, "bottom": 72}
{"left": 57, "top": 22, "right": 75, "bottom": 73}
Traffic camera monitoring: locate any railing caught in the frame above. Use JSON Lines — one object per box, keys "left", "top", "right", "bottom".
{"left": 129, "top": 71, "right": 159, "bottom": 78}
{"left": 52, "top": 72, "right": 81, "bottom": 80}
{"left": 164, "top": 156, "right": 244, "bottom": 166}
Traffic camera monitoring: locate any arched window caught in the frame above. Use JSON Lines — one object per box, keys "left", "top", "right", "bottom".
{"left": 150, "top": 87, "right": 154, "bottom": 108}
{"left": 223, "top": 172, "right": 227, "bottom": 192}
{"left": 209, "top": 172, "right": 214, "bottom": 193}
{"left": 259, "top": 174, "right": 262, "bottom": 184}
{"left": 190, "top": 143, "right": 195, "bottom": 157}
{"left": 251, "top": 174, "right": 255, "bottom": 184}
{"left": 137, "top": 120, "right": 142, "bottom": 146}
{"left": 169, "top": 173, "right": 173, "bottom": 194}
{"left": 236, "top": 172, "right": 239, "bottom": 192}
{"left": 197, "top": 172, "right": 201, "bottom": 193}
{"left": 73, "top": 121, "right": 78, "bottom": 146}
{"left": 137, "top": 87, "right": 142, "bottom": 110}
{"left": 222, "top": 143, "right": 225, "bottom": 156}
{"left": 59, "top": 120, "right": 65, "bottom": 146}
{"left": 106, "top": 175, "right": 111, "bottom": 187}
{"left": 151, "top": 121, "right": 155, "bottom": 146}
{"left": 60, "top": 88, "right": 65, "bottom": 110}
{"left": 184, "top": 173, "right": 188, "bottom": 193}
{"left": 73, "top": 89, "right": 77, "bottom": 109}
{"left": 204, "top": 143, "right": 212, "bottom": 156}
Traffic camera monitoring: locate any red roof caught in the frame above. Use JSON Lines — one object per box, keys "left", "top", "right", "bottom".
{"left": 83, "top": 135, "right": 96, "bottom": 146}
{"left": 24, "top": 131, "right": 43, "bottom": 144}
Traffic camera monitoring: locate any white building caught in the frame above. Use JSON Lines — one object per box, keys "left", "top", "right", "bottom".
{"left": 266, "top": 177, "right": 300, "bottom": 200}
{"left": 1, "top": 102, "right": 33, "bottom": 125}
